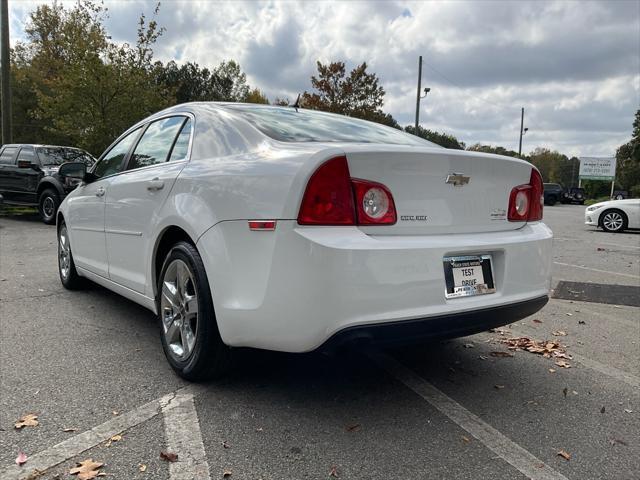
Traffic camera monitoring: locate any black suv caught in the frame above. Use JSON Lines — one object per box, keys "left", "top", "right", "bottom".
{"left": 0, "top": 144, "right": 96, "bottom": 224}
{"left": 543, "top": 183, "right": 564, "bottom": 206}
{"left": 562, "top": 187, "right": 585, "bottom": 205}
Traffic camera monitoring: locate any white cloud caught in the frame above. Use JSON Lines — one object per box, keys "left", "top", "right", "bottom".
{"left": 9, "top": 0, "right": 640, "bottom": 156}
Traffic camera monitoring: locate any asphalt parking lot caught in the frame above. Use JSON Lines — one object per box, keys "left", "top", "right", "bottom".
{"left": 0, "top": 204, "right": 638, "bottom": 480}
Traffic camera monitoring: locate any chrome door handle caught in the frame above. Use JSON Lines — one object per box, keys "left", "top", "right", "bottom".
{"left": 95, "top": 186, "right": 105, "bottom": 197}
{"left": 147, "top": 178, "right": 165, "bottom": 191}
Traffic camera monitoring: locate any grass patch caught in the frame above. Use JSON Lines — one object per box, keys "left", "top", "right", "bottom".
{"left": 584, "top": 196, "right": 610, "bottom": 206}
{"left": 0, "top": 206, "right": 38, "bottom": 216}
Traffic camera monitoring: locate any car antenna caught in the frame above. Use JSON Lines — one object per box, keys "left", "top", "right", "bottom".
{"left": 291, "top": 93, "right": 302, "bottom": 111}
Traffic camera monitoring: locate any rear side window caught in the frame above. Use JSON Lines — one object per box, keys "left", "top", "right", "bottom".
{"left": 128, "top": 116, "right": 186, "bottom": 170}
{"left": 94, "top": 128, "right": 141, "bottom": 178}
{"left": 17, "top": 147, "right": 37, "bottom": 164}
{"left": 168, "top": 118, "right": 192, "bottom": 162}
{"left": 0, "top": 146, "right": 18, "bottom": 164}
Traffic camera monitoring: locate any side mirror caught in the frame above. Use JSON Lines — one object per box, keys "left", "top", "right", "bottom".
{"left": 17, "top": 160, "right": 39, "bottom": 170}
{"left": 59, "top": 162, "right": 87, "bottom": 180}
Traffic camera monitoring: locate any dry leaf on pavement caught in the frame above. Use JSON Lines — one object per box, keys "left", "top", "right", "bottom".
{"left": 69, "top": 459, "right": 104, "bottom": 480}
{"left": 329, "top": 465, "right": 339, "bottom": 477}
{"left": 15, "top": 451, "right": 28, "bottom": 466}
{"left": 160, "top": 451, "right": 178, "bottom": 462}
{"left": 490, "top": 351, "right": 514, "bottom": 358}
{"left": 533, "top": 319, "right": 543, "bottom": 324}
{"left": 600, "top": 406, "right": 606, "bottom": 413}
{"left": 63, "top": 427, "right": 77, "bottom": 433}
{"left": 345, "top": 423, "right": 361, "bottom": 432}
{"left": 223, "top": 468, "right": 233, "bottom": 477}
{"left": 463, "top": 343, "right": 474, "bottom": 348}
{"left": 555, "top": 360, "right": 571, "bottom": 368}
{"left": 494, "top": 385, "right": 505, "bottom": 390}
{"left": 552, "top": 331, "right": 567, "bottom": 336}
{"left": 557, "top": 450, "right": 571, "bottom": 461}
{"left": 609, "top": 438, "right": 628, "bottom": 446}
{"left": 15, "top": 414, "right": 39, "bottom": 429}
{"left": 548, "top": 368, "right": 556, "bottom": 373}
{"left": 105, "top": 434, "right": 122, "bottom": 447}
{"left": 462, "top": 436, "right": 470, "bottom": 443}
{"left": 139, "top": 464, "right": 147, "bottom": 472}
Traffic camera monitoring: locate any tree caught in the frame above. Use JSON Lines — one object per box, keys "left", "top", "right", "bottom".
{"left": 244, "top": 88, "right": 269, "bottom": 104}
{"left": 467, "top": 143, "right": 521, "bottom": 159}
{"left": 14, "top": 1, "right": 172, "bottom": 155}
{"left": 615, "top": 109, "right": 640, "bottom": 196}
{"left": 405, "top": 125, "right": 465, "bottom": 149}
{"left": 301, "top": 60, "right": 399, "bottom": 127}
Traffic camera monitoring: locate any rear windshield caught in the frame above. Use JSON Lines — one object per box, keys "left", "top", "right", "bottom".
{"left": 37, "top": 147, "right": 96, "bottom": 167}
{"left": 223, "top": 104, "right": 438, "bottom": 147}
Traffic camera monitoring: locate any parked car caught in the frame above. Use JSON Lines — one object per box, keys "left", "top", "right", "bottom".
{"left": 0, "top": 144, "right": 96, "bottom": 224}
{"left": 56, "top": 103, "right": 552, "bottom": 380}
{"left": 585, "top": 199, "right": 640, "bottom": 233}
{"left": 543, "top": 183, "right": 564, "bottom": 205}
{"left": 562, "top": 187, "right": 585, "bottom": 205}
{"left": 612, "top": 190, "right": 629, "bottom": 200}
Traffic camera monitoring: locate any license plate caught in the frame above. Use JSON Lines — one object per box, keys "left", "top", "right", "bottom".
{"left": 443, "top": 255, "right": 496, "bottom": 299}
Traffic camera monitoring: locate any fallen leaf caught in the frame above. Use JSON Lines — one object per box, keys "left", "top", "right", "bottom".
{"left": 160, "top": 451, "right": 178, "bottom": 463}
{"left": 562, "top": 387, "right": 568, "bottom": 398}
{"left": 63, "top": 428, "right": 77, "bottom": 433}
{"left": 490, "top": 351, "right": 514, "bottom": 358}
{"left": 548, "top": 368, "right": 556, "bottom": 373}
{"left": 624, "top": 409, "right": 633, "bottom": 413}
{"left": 565, "top": 313, "right": 573, "bottom": 316}
{"left": 552, "top": 331, "right": 567, "bottom": 336}
{"left": 478, "top": 355, "right": 487, "bottom": 360}
{"left": 329, "top": 466, "right": 339, "bottom": 478}
{"left": 223, "top": 468, "right": 233, "bottom": 477}
{"left": 533, "top": 319, "right": 543, "bottom": 324}
{"left": 110, "top": 434, "right": 122, "bottom": 442}
{"left": 15, "top": 414, "right": 39, "bottom": 429}
{"left": 112, "top": 411, "right": 119, "bottom": 416}
{"left": 600, "top": 406, "right": 605, "bottom": 413}
{"left": 255, "top": 427, "right": 263, "bottom": 432}
{"left": 462, "top": 436, "right": 470, "bottom": 443}
{"left": 139, "top": 464, "right": 147, "bottom": 472}
{"left": 557, "top": 450, "right": 571, "bottom": 461}
{"left": 555, "top": 360, "right": 571, "bottom": 368}
{"left": 222, "top": 441, "right": 230, "bottom": 449}
{"left": 609, "top": 438, "right": 628, "bottom": 446}
{"left": 345, "top": 423, "right": 361, "bottom": 432}
{"left": 69, "top": 459, "right": 104, "bottom": 480}
{"left": 16, "top": 451, "right": 28, "bottom": 466}
{"left": 463, "top": 343, "right": 474, "bottom": 349}
{"left": 596, "top": 247, "right": 605, "bottom": 251}
{"left": 494, "top": 385, "right": 505, "bottom": 390}
{"left": 578, "top": 320, "right": 586, "bottom": 325}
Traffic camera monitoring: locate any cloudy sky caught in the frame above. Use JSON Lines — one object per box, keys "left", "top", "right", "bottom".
{"left": 9, "top": 0, "right": 640, "bottom": 156}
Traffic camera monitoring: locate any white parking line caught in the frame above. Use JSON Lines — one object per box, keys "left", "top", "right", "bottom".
{"left": 0, "top": 387, "right": 198, "bottom": 480}
{"left": 553, "top": 261, "right": 640, "bottom": 279}
{"left": 554, "top": 238, "right": 640, "bottom": 249}
{"left": 370, "top": 352, "right": 569, "bottom": 480}
{"left": 163, "top": 393, "right": 211, "bottom": 480}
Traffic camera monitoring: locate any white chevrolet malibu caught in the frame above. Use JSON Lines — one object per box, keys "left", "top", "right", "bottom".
{"left": 56, "top": 103, "right": 552, "bottom": 380}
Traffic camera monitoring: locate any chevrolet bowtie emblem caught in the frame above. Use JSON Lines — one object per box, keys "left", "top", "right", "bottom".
{"left": 445, "top": 173, "right": 470, "bottom": 187}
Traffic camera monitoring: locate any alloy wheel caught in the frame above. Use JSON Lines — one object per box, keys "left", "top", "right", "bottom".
{"left": 603, "top": 212, "right": 624, "bottom": 232}
{"left": 160, "top": 259, "right": 199, "bottom": 361}
{"left": 58, "top": 226, "right": 71, "bottom": 280}
{"left": 42, "top": 196, "right": 55, "bottom": 219}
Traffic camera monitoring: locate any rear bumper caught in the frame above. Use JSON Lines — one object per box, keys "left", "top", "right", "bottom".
{"left": 197, "top": 220, "right": 553, "bottom": 352}
{"left": 321, "top": 295, "right": 548, "bottom": 350}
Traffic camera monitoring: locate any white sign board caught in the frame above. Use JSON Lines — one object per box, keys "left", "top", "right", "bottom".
{"left": 578, "top": 157, "right": 616, "bottom": 180}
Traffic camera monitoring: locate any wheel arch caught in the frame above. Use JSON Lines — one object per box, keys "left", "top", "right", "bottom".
{"left": 152, "top": 225, "right": 198, "bottom": 299}
{"left": 37, "top": 178, "right": 64, "bottom": 199}
{"left": 598, "top": 208, "right": 628, "bottom": 228}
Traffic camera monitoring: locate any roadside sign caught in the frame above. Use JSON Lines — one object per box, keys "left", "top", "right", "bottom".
{"left": 578, "top": 157, "right": 616, "bottom": 180}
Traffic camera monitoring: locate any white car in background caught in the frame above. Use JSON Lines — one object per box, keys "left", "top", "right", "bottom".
{"left": 56, "top": 103, "right": 553, "bottom": 380}
{"left": 585, "top": 199, "right": 640, "bottom": 233}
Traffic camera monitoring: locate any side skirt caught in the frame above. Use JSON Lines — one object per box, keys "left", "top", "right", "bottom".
{"left": 76, "top": 266, "right": 157, "bottom": 314}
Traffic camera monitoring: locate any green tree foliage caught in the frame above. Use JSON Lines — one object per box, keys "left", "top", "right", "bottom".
{"left": 301, "top": 61, "right": 399, "bottom": 128}
{"left": 11, "top": 1, "right": 172, "bottom": 155}
{"left": 244, "top": 88, "right": 269, "bottom": 104}
{"left": 404, "top": 125, "right": 465, "bottom": 150}
{"left": 615, "top": 109, "right": 640, "bottom": 195}
{"left": 466, "top": 143, "right": 521, "bottom": 159}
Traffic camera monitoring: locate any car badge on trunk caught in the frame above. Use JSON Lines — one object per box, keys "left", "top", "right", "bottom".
{"left": 445, "top": 173, "right": 470, "bottom": 187}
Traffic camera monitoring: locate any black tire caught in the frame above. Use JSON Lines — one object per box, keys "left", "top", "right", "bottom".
{"left": 57, "top": 222, "right": 85, "bottom": 289}
{"left": 157, "top": 241, "right": 232, "bottom": 381}
{"left": 39, "top": 188, "right": 60, "bottom": 225}
{"left": 600, "top": 209, "right": 628, "bottom": 233}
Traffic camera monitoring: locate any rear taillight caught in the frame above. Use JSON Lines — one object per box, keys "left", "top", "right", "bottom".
{"left": 297, "top": 156, "right": 356, "bottom": 225}
{"left": 297, "top": 156, "right": 396, "bottom": 226}
{"left": 508, "top": 168, "right": 544, "bottom": 222}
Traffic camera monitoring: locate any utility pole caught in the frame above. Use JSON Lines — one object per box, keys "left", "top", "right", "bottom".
{"left": 414, "top": 55, "right": 422, "bottom": 132}
{"left": 518, "top": 107, "right": 524, "bottom": 156}
{"left": 1, "top": 0, "right": 11, "bottom": 144}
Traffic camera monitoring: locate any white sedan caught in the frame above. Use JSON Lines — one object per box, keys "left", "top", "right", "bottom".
{"left": 56, "top": 103, "right": 552, "bottom": 380}
{"left": 585, "top": 199, "right": 640, "bottom": 233}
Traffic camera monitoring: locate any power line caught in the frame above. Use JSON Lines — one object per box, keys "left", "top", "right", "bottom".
{"left": 422, "top": 61, "right": 519, "bottom": 112}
